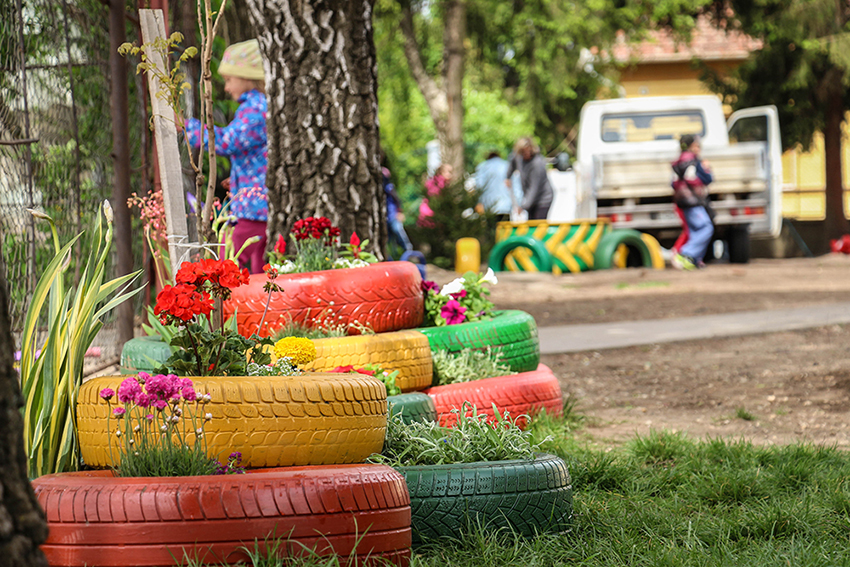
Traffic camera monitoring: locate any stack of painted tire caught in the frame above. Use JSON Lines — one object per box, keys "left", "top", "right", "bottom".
{"left": 33, "top": 372, "right": 414, "bottom": 566}
{"left": 488, "top": 218, "right": 665, "bottom": 273}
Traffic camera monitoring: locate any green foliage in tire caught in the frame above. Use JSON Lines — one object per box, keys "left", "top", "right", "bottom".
{"left": 417, "top": 310, "right": 539, "bottom": 380}
{"left": 388, "top": 393, "right": 438, "bottom": 424}
{"left": 398, "top": 453, "right": 572, "bottom": 543}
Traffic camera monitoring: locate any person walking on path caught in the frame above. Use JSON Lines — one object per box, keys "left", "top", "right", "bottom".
{"left": 383, "top": 167, "right": 412, "bottom": 258}
{"left": 505, "top": 137, "right": 553, "bottom": 221}
{"left": 185, "top": 39, "right": 269, "bottom": 274}
{"left": 474, "top": 151, "right": 523, "bottom": 222}
{"left": 671, "top": 134, "right": 714, "bottom": 270}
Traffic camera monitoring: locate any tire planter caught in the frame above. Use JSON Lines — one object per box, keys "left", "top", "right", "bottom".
{"left": 399, "top": 453, "right": 572, "bottom": 544}
{"left": 416, "top": 310, "right": 540, "bottom": 378}
{"left": 77, "top": 374, "right": 388, "bottom": 469}
{"left": 387, "top": 393, "right": 438, "bottom": 424}
{"left": 224, "top": 262, "right": 424, "bottom": 338}
{"left": 120, "top": 331, "right": 434, "bottom": 393}
{"left": 120, "top": 336, "right": 172, "bottom": 375}
{"left": 33, "top": 464, "right": 412, "bottom": 567}
{"left": 593, "top": 229, "right": 665, "bottom": 270}
{"left": 303, "top": 331, "right": 433, "bottom": 392}
{"left": 424, "top": 364, "right": 563, "bottom": 428}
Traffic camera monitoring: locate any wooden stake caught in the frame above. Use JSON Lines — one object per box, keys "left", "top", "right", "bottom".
{"left": 140, "top": 8, "right": 190, "bottom": 278}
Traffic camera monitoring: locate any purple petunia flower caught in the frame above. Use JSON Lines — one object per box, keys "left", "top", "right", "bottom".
{"left": 421, "top": 280, "right": 439, "bottom": 293}
{"left": 440, "top": 299, "right": 468, "bottom": 325}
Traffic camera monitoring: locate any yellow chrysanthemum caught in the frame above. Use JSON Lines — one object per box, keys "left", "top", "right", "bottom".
{"left": 273, "top": 336, "right": 317, "bottom": 366}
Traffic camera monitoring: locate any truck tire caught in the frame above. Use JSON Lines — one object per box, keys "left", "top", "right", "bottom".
{"left": 728, "top": 226, "right": 750, "bottom": 264}
{"left": 33, "top": 465, "right": 412, "bottom": 567}
{"left": 399, "top": 453, "right": 572, "bottom": 543}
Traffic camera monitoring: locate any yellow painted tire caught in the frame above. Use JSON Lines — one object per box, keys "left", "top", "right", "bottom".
{"left": 302, "top": 330, "right": 433, "bottom": 392}
{"left": 77, "top": 374, "right": 388, "bottom": 469}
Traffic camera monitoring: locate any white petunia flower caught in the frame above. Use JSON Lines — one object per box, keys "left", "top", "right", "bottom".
{"left": 439, "top": 278, "right": 465, "bottom": 296}
{"left": 480, "top": 267, "right": 498, "bottom": 286}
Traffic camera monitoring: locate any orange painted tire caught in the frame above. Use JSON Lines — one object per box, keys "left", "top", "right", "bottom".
{"left": 77, "top": 374, "right": 388, "bottom": 469}
{"left": 303, "top": 331, "right": 433, "bottom": 392}
{"left": 423, "top": 364, "right": 563, "bottom": 428}
{"left": 33, "top": 465, "right": 411, "bottom": 567}
{"left": 224, "top": 262, "right": 424, "bottom": 338}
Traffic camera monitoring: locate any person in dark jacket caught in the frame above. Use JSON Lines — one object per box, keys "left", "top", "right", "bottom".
{"left": 505, "top": 137, "right": 553, "bottom": 221}
{"left": 671, "top": 134, "right": 714, "bottom": 270}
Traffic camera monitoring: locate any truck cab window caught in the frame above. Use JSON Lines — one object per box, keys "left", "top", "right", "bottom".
{"left": 729, "top": 115, "right": 768, "bottom": 144}
{"left": 600, "top": 111, "right": 705, "bottom": 143}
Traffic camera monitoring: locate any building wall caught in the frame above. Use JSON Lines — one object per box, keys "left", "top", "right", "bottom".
{"left": 619, "top": 61, "right": 850, "bottom": 220}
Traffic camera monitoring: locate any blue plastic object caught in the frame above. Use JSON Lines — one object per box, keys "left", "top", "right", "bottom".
{"left": 400, "top": 250, "right": 427, "bottom": 280}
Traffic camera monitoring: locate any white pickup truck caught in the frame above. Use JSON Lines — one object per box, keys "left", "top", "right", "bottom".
{"left": 550, "top": 95, "right": 782, "bottom": 263}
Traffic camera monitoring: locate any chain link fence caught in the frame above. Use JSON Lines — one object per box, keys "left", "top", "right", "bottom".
{"left": 1, "top": 0, "right": 148, "bottom": 373}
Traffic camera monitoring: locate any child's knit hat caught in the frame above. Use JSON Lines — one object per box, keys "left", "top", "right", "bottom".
{"left": 218, "top": 39, "right": 264, "bottom": 81}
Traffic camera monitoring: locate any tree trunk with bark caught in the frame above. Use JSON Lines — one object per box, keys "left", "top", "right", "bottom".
{"left": 109, "top": 0, "right": 134, "bottom": 345}
{"left": 821, "top": 74, "right": 848, "bottom": 243}
{"left": 399, "top": 0, "right": 466, "bottom": 175}
{"left": 245, "top": 0, "right": 385, "bottom": 253}
{"left": 0, "top": 253, "right": 49, "bottom": 567}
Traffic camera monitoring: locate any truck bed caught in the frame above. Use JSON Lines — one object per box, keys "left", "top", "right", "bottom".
{"left": 593, "top": 143, "right": 772, "bottom": 235}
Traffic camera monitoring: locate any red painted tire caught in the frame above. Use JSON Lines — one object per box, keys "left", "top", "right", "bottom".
{"left": 224, "top": 262, "right": 424, "bottom": 338}
{"left": 424, "top": 364, "right": 563, "bottom": 428}
{"left": 33, "top": 465, "right": 411, "bottom": 567}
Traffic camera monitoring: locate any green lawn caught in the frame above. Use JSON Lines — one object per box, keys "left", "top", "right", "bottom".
{"left": 411, "top": 414, "right": 850, "bottom": 566}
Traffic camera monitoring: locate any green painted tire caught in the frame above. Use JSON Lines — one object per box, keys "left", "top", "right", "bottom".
{"left": 388, "top": 393, "right": 438, "bottom": 424}
{"left": 417, "top": 310, "right": 539, "bottom": 381}
{"left": 593, "top": 229, "right": 655, "bottom": 270}
{"left": 119, "top": 336, "right": 172, "bottom": 375}
{"left": 488, "top": 236, "right": 553, "bottom": 273}
{"left": 399, "top": 453, "right": 572, "bottom": 543}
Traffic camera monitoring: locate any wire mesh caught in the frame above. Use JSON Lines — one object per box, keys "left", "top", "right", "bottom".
{"left": 1, "top": 0, "right": 148, "bottom": 373}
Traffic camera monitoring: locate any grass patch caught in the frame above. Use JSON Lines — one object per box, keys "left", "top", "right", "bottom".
{"left": 736, "top": 407, "right": 758, "bottom": 421}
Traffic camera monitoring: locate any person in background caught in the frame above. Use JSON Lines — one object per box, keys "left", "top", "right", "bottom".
{"left": 383, "top": 167, "right": 412, "bottom": 258}
{"left": 505, "top": 137, "right": 553, "bottom": 221}
{"left": 184, "top": 39, "right": 268, "bottom": 274}
{"left": 474, "top": 151, "right": 523, "bottom": 222}
{"left": 417, "top": 164, "right": 454, "bottom": 227}
{"left": 671, "top": 134, "right": 714, "bottom": 270}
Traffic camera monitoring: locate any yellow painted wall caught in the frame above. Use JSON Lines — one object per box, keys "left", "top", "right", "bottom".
{"left": 619, "top": 61, "right": 850, "bottom": 220}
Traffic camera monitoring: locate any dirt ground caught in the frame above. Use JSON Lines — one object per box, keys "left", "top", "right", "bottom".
{"left": 432, "top": 255, "right": 850, "bottom": 448}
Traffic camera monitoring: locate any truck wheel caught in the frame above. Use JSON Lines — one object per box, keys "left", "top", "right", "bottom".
{"left": 728, "top": 226, "right": 750, "bottom": 264}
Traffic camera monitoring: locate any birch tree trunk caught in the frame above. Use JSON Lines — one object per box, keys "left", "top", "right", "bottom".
{"left": 245, "top": 0, "right": 385, "bottom": 253}
{"left": 0, "top": 252, "right": 49, "bottom": 566}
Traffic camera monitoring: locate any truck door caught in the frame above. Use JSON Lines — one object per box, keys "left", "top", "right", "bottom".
{"left": 727, "top": 106, "right": 783, "bottom": 238}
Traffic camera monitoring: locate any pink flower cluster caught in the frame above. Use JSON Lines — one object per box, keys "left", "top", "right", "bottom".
{"left": 102, "top": 373, "right": 198, "bottom": 416}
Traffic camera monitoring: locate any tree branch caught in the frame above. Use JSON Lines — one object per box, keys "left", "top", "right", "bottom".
{"left": 399, "top": 4, "right": 448, "bottom": 122}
